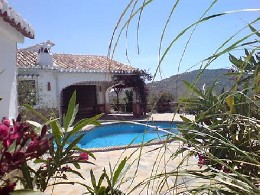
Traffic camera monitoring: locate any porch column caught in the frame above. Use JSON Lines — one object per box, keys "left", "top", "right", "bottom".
{"left": 105, "top": 87, "right": 112, "bottom": 114}
{"left": 132, "top": 91, "right": 141, "bottom": 117}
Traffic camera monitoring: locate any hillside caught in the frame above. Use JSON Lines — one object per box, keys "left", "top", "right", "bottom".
{"left": 148, "top": 69, "right": 234, "bottom": 100}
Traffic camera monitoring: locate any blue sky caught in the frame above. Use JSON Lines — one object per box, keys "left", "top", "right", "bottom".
{"left": 8, "top": 0, "right": 260, "bottom": 80}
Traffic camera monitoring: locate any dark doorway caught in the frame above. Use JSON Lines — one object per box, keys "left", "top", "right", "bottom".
{"left": 61, "top": 85, "right": 97, "bottom": 119}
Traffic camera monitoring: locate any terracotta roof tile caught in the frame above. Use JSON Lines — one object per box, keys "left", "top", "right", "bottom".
{"left": 17, "top": 51, "right": 37, "bottom": 67}
{"left": 17, "top": 51, "right": 135, "bottom": 72}
{"left": 0, "top": 0, "right": 34, "bottom": 39}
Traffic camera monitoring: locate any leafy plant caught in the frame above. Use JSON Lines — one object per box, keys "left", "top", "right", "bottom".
{"left": 108, "top": 1, "right": 260, "bottom": 194}
{"left": 112, "top": 69, "right": 152, "bottom": 115}
{"left": 148, "top": 91, "right": 174, "bottom": 113}
{"left": 17, "top": 80, "right": 37, "bottom": 106}
{"left": 124, "top": 90, "right": 133, "bottom": 112}
{"left": 16, "top": 91, "right": 102, "bottom": 192}
{"left": 177, "top": 48, "right": 260, "bottom": 194}
{"left": 0, "top": 116, "right": 49, "bottom": 194}
{"left": 84, "top": 157, "right": 128, "bottom": 195}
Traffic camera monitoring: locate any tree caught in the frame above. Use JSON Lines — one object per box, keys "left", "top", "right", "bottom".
{"left": 17, "top": 80, "right": 37, "bottom": 106}
{"left": 148, "top": 91, "right": 174, "bottom": 113}
{"left": 112, "top": 69, "right": 152, "bottom": 115}
{"left": 124, "top": 89, "right": 133, "bottom": 112}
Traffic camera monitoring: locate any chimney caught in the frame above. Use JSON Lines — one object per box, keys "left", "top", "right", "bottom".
{"left": 36, "top": 41, "right": 55, "bottom": 67}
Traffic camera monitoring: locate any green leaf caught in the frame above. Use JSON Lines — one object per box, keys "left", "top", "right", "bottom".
{"left": 72, "top": 113, "right": 103, "bottom": 133}
{"left": 112, "top": 157, "right": 127, "bottom": 186}
{"left": 225, "top": 95, "right": 235, "bottom": 113}
{"left": 97, "top": 186, "right": 107, "bottom": 194}
{"left": 97, "top": 172, "right": 106, "bottom": 188}
{"left": 10, "top": 190, "right": 45, "bottom": 195}
{"left": 23, "top": 104, "right": 48, "bottom": 122}
{"left": 7, "top": 140, "right": 17, "bottom": 153}
{"left": 72, "top": 162, "right": 81, "bottom": 169}
{"left": 49, "top": 120, "right": 62, "bottom": 146}
{"left": 64, "top": 114, "right": 103, "bottom": 144}
{"left": 180, "top": 115, "right": 192, "bottom": 123}
{"left": 84, "top": 186, "right": 94, "bottom": 193}
{"left": 64, "top": 134, "right": 85, "bottom": 154}
{"left": 67, "top": 169, "right": 85, "bottom": 180}
{"left": 249, "top": 24, "right": 260, "bottom": 37}
{"left": 90, "top": 169, "right": 97, "bottom": 189}
{"left": 183, "top": 80, "right": 204, "bottom": 98}
{"left": 34, "top": 159, "right": 48, "bottom": 164}
{"left": 63, "top": 91, "right": 78, "bottom": 131}
{"left": 229, "top": 54, "right": 244, "bottom": 69}
{"left": 21, "top": 163, "right": 34, "bottom": 190}
{"left": 72, "top": 147, "right": 96, "bottom": 160}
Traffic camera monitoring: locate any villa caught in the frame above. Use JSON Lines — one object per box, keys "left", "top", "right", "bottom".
{"left": 0, "top": 1, "right": 141, "bottom": 120}
{"left": 17, "top": 41, "right": 140, "bottom": 118}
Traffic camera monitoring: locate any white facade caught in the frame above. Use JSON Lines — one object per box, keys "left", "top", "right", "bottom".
{"left": 0, "top": 17, "right": 25, "bottom": 119}
{"left": 17, "top": 42, "right": 136, "bottom": 117}
{"left": 18, "top": 67, "right": 113, "bottom": 110}
{"left": 0, "top": 0, "right": 34, "bottom": 120}
{"left": 17, "top": 41, "right": 148, "bottom": 118}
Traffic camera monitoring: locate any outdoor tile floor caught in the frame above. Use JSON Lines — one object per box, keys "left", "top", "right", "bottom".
{"left": 45, "top": 143, "right": 200, "bottom": 194}
{"left": 44, "top": 113, "right": 197, "bottom": 195}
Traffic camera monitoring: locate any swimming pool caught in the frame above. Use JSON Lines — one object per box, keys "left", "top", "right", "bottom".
{"left": 70, "top": 121, "right": 179, "bottom": 150}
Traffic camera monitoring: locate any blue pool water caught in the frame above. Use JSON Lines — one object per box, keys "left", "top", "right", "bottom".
{"left": 70, "top": 121, "right": 179, "bottom": 149}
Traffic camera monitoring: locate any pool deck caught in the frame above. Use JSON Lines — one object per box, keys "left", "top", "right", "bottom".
{"left": 100, "top": 113, "right": 194, "bottom": 122}
{"left": 44, "top": 113, "right": 198, "bottom": 195}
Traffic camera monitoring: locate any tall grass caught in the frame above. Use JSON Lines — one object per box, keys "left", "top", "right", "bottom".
{"left": 107, "top": 0, "right": 260, "bottom": 194}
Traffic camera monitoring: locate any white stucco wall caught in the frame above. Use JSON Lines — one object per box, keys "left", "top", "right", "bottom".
{"left": 56, "top": 72, "right": 112, "bottom": 107}
{"left": 18, "top": 69, "right": 114, "bottom": 109}
{"left": 0, "top": 18, "right": 24, "bottom": 120}
{"left": 37, "top": 70, "right": 58, "bottom": 108}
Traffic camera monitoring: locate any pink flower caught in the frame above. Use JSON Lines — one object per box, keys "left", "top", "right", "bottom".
{"left": 3, "top": 151, "right": 25, "bottom": 165}
{"left": 78, "top": 152, "right": 89, "bottom": 161}
{"left": 26, "top": 137, "right": 49, "bottom": 158}
{"left": 37, "top": 138, "right": 49, "bottom": 156}
{"left": 40, "top": 125, "right": 47, "bottom": 138}
{"left": 198, "top": 154, "right": 206, "bottom": 168}
{"left": 2, "top": 117, "right": 10, "bottom": 127}
{"left": 215, "top": 164, "right": 222, "bottom": 170}
{"left": 0, "top": 124, "right": 9, "bottom": 140}
{"left": 26, "top": 138, "right": 39, "bottom": 153}
{"left": 12, "top": 152, "right": 26, "bottom": 164}
{"left": 0, "top": 182, "right": 16, "bottom": 194}
{"left": 0, "top": 162, "right": 9, "bottom": 174}
{"left": 9, "top": 132, "right": 20, "bottom": 140}
{"left": 3, "top": 139, "right": 13, "bottom": 148}
{"left": 223, "top": 167, "right": 231, "bottom": 173}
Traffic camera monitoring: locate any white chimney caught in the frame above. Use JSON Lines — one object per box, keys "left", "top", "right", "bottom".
{"left": 36, "top": 41, "right": 54, "bottom": 67}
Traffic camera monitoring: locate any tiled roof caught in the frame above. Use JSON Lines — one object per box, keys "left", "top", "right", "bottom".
{"left": 17, "top": 51, "right": 135, "bottom": 72}
{"left": 0, "top": 0, "right": 34, "bottom": 39}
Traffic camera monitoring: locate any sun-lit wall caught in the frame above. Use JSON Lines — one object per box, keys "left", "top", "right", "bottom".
{"left": 29, "top": 70, "right": 113, "bottom": 109}
{"left": 0, "top": 18, "right": 24, "bottom": 120}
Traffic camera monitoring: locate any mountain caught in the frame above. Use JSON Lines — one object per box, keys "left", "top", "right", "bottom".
{"left": 147, "top": 68, "right": 234, "bottom": 100}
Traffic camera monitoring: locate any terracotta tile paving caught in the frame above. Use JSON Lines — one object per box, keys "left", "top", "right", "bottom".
{"left": 43, "top": 114, "right": 199, "bottom": 194}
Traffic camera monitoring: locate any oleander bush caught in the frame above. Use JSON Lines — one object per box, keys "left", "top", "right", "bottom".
{"left": 0, "top": 92, "right": 101, "bottom": 194}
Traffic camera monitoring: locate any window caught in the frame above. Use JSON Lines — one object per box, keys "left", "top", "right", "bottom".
{"left": 18, "top": 80, "right": 37, "bottom": 106}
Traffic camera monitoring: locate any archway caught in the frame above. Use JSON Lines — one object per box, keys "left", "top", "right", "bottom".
{"left": 61, "top": 84, "right": 97, "bottom": 119}
{"left": 105, "top": 85, "right": 135, "bottom": 114}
